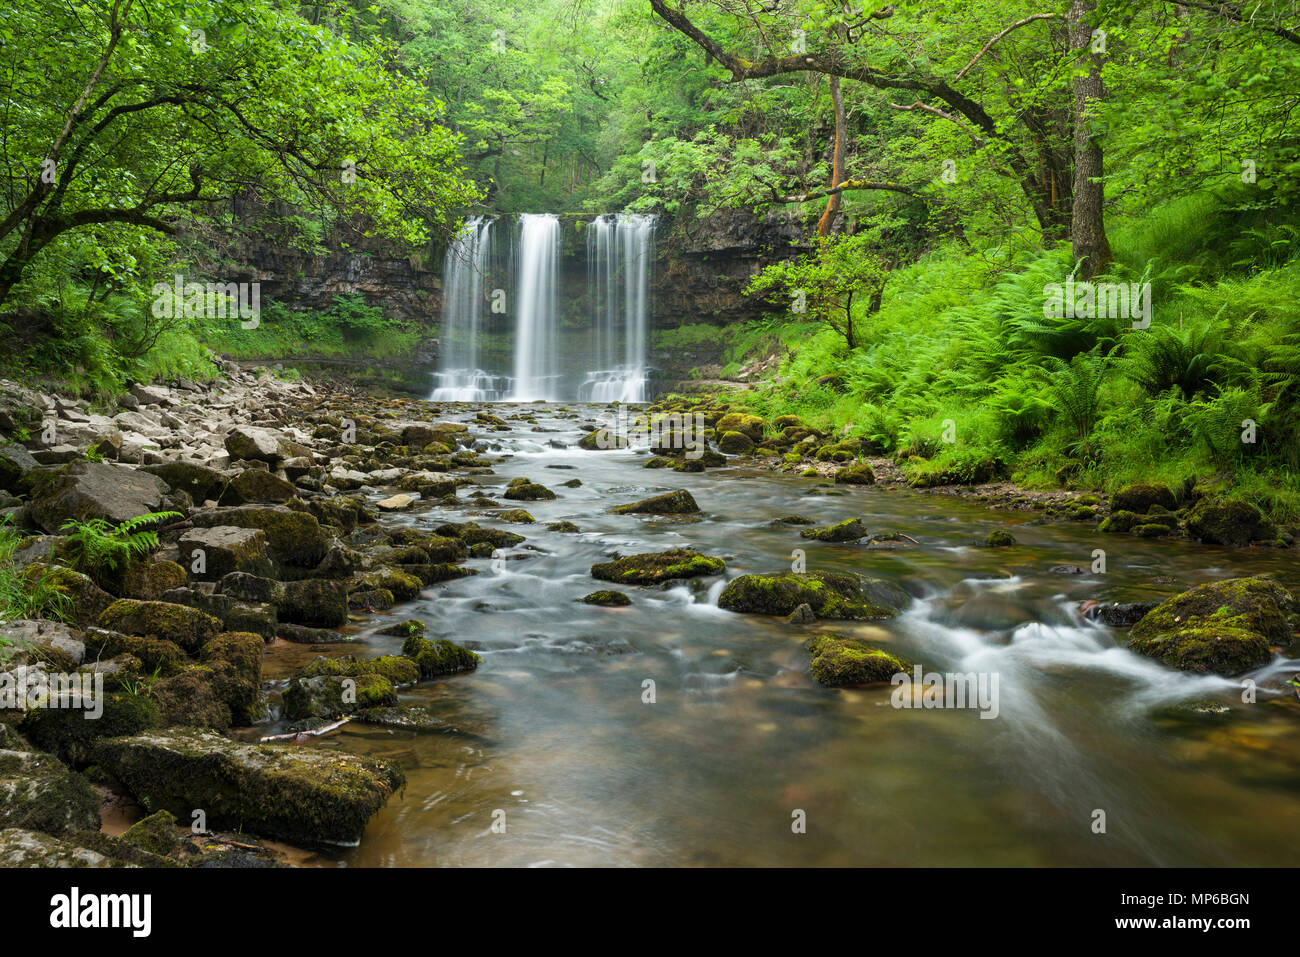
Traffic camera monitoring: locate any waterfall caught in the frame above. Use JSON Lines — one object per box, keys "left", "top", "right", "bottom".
{"left": 582, "top": 213, "right": 656, "bottom": 403}
{"left": 431, "top": 216, "right": 509, "bottom": 400}
{"left": 509, "top": 213, "right": 561, "bottom": 401}
{"left": 430, "top": 211, "right": 654, "bottom": 404}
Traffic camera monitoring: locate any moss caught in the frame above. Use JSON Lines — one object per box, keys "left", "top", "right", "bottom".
{"left": 547, "top": 521, "right": 580, "bottom": 533}
{"left": 0, "top": 750, "right": 101, "bottom": 835}
{"left": 200, "top": 632, "right": 265, "bottom": 726}
{"left": 282, "top": 673, "right": 398, "bottom": 720}
{"left": 985, "top": 530, "right": 1016, "bottom": 547}
{"left": 120, "top": 809, "right": 181, "bottom": 857}
{"left": 799, "top": 518, "right": 867, "bottom": 542}
{"left": 98, "top": 599, "right": 222, "bottom": 653}
{"left": 579, "top": 590, "right": 632, "bottom": 607}
{"left": 807, "top": 634, "right": 910, "bottom": 687}
{"left": 400, "top": 635, "right": 481, "bottom": 678}
{"left": 84, "top": 629, "right": 187, "bottom": 676}
{"left": 833, "top": 463, "right": 876, "bottom": 485}
{"left": 300, "top": 654, "right": 420, "bottom": 687}
{"left": 503, "top": 482, "right": 556, "bottom": 502}
{"left": 90, "top": 729, "right": 404, "bottom": 847}
{"left": 611, "top": 490, "right": 701, "bottom": 515}
{"left": 1098, "top": 509, "right": 1142, "bottom": 533}
{"left": 717, "top": 431, "right": 754, "bottom": 454}
{"left": 149, "top": 668, "right": 232, "bottom": 730}
{"left": 192, "top": 506, "right": 328, "bottom": 567}
{"left": 498, "top": 508, "right": 535, "bottom": 523}
{"left": 715, "top": 413, "right": 764, "bottom": 440}
{"left": 1187, "top": 497, "right": 1274, "bottom": 547}
{"left": 718, "top": 572, "right": 907, "bottom": 620}
{"left": 1112, "top": 483, "right": 1176, "bottom": 514}
{"left": 1133, "top": 522, "right": 1175, "bottom": 538}
{"left": 1130, "top": 577, "right": 1296, "bottom": 646}
{"left": 1126, "top": 618, "right": 1271, "bottom": 675}
{"left": 590, "top": 548, "right": 725, "bottom": 585}
{"left": 433, "top": 522, "right": 525, "bottom": 549}
{"left": 22, "top": 693, "right": 159, "bottom": 766}
{"left": 280, "top": 578, "right": 349, "bottom": 627}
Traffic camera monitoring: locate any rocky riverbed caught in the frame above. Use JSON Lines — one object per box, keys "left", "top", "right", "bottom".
{"left": 0, "top": 365, "right": 1296, "bottom": 867}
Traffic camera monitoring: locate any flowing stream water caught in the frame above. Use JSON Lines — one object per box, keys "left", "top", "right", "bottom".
{"left": 274, "top": 405, "right": 1300, "bottom": 867}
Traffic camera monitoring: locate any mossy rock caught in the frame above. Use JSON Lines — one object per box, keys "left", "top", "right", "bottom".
{"left": 591, "top": 548, "right": 725, "bottom": 585}
{"left": 1098, "top": 509, "right": 1142, "bottom": 534}
{"left": 1126, "top": 577, "right": 1298, "bottom": 675}
{"left": 400, "top": 636, "right": 481, "bottom": 678}
{"left": 643, "top": 456, "right": 673, "bottom": 469}
{"left": 714, "top": 413, "right": 764, "bottom": 440}
{"left": 280, "top": 578, "right": 349, "bottom": 628}
{"left": 717, "top": 431, "right": 755, "bottom": 455}
{"left": 83, "top": 628, "right": 187, "bottom": 676}
{"left": 503, "top": 481, "right": 556, "bottom": 502}
{"left": 149, "top": 668, "right": 233, "bottom": 730}
{"left": 833, "top": 464, "right": 876, "bottom": 485}
{"left": 807, "top": 634, "right": 910, "bottom": 687}
{"left": 98, "top": 600, "right": 221, "bottom": 653}
{"left": 199, "top": 632, "right": 265, "bottom": 726}
{"left": 119, "top": 560, "right": 188, "bottom": 600}
{"left": 29, "top": 565, "right": 112, "bottom": 626}
{"left": 375, "top": 619, "right": 426, "bottom": 639}
{"left": 283, "top": 673, "right": 398, "bottom": 720}
{"left": 22, "top": 693, "right": 159, "bottom": 766}
{"left": 578, "top": 429, "right": 618, "bottom": 451}
{"left": 718, "top": 572, "right": 908, "bottom": 620}
{"left": 432, "top": 522, "right": 525, "bottom": 549}
{"left": 1133, "top": 522, "right": 1175, "bottom": 538}
{"left": 547, "top": 521, "right": 580, "bottom": 533}
{"left": 191, "top": 506, "right": 329, "bottom": 568}
{"left": 579, "top": 590, "right": 632, "bottom": 607}
{"left": 1186, "top": 498, "right": 1274, "bottom": 547}
{"left": 350, "top": 568, "right": 421, "bottom": 603}
{"left": 498, "top": 508, "right": 535, "bottom": 524}
{"left": 141, "top": 462, "right": 226, "bottom": 503}
{"left": 90, "top": 729, "right": 404, "bottom": 847}
{"left": 1112, "top": 483, "right": 1176, "bottom": 515}
{"left": 218, "top": 470, "right": 297, "bottom": 506}
{"left": 300, "top": 654, "right": 420, "bottom": 687}
{"left": 0, "top": 749, "right": 101, "bottom": 835}
{"left": 120, "top": 809, "right": 181, "bottom": 857}
{"left": 611, "top": 490, "right": 700, "bottom": 515}
{"left": 799, "top": 518, "right": 867, "bottom": 542}
{"left": 985, "top": 530, "right": 1016, "bottom": 547}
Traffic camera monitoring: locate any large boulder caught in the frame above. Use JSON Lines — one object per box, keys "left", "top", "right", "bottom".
{"left": 611, "top": 490, "right": 700, "bottom": 515}
{"left": 98, "top": 599, "right": 222, "bottom": 653}
{"left": 218, "top": 470, "right": 297, "bottom": 506}
{"left": 141, "top": 462, "right": 226, "bottom": 503}
{"left": 26, "top": 461, "right": 172, "bottom": 533}
{"left": 1186, "top": 498, "right": 1274, "bottom": 547}
{"left": 280, "top": 579, "right": 349, "bottom": 628}
{"left": 178, "top": 526, "right": 275, "bottom": 580}
{"left": 718, "top": 572, "right": 909, "bottom": 620}
{"left": 0, "top": 444, "right": 39, "bottom": 493}
{"left": 1112, "top": 483, "right": 1176, "bottom": 515}
{"left": 799, "top": 518, "right": 867, "bottom": 542}
{"left": 590, "top": 548, "right": 725, "bottom": 585}
{"left": 807, "top": 634, "right": 910, "bottom": 687}
{"left": 0, "top": 748, "right": 100, "bottom": 835}
{"left": 401, "top": 635, "right": 480, "bottom": 678}
{"left": 1126, "top": 577, "right": 1298, "bottom": 674}
{"left": 224, "top": 426, "right": 288, "bottom": 464}
{"left": 190, "top": 506, "right": 329, "bottom": 567}
{"left": 91, "top": 730, "right": 404, "bottom": 846}
{"left": 282, "top": 674, "right": 398, "bottom": 720}
{"left": 714, "top": 413, "right": 764, "bottom": 440}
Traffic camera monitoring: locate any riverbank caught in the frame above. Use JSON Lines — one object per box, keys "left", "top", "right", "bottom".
{"left": 0, "top": 367, "right": 1297, "bottom": 867}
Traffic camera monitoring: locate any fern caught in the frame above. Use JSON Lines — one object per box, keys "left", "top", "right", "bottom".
{"left": 61, "top": 510, "right": 182, "bottom": 582}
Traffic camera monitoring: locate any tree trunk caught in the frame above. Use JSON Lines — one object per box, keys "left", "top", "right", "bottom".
{"left": 1069, "top": 0, "right": 1112, "bottom": 278}
{"left": 817, "top": 76, "right": 846, "bottom": 238}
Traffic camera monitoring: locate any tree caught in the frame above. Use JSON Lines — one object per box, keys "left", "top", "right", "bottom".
{"left": 746, "top": 232, "right": 887, "bottom": 349}
{"left": 0, "top": 0, "right": 479, "bottom": 307}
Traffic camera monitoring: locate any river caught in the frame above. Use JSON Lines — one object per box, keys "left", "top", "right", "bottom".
{"left": 269, "top": 403, "right": 1300, "bottom": 867}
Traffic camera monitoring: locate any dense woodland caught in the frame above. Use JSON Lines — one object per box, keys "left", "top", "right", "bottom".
{"left": 3, "top": 0, "right": 1300, "bottom": 519}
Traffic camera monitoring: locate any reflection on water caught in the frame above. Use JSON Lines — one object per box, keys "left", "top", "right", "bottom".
{"left": 290, "top": 404, "right": 1300, "bottom": 867}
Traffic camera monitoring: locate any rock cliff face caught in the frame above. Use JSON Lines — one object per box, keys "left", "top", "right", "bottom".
{"left": 219, "top": 208, "right": 807, "bottom": 396}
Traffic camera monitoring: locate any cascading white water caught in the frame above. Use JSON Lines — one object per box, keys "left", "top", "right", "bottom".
{"left": 431, "top": 211, "right": 654, "bottom": 403}
{"left": 431, "top": 217, "right": 509, "bottom": 401}
{"left": 582, "top": 213, "right": 656, "bottom": 403}
{"left": 509, "top": 214, "right": 561, "bottom": 401}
